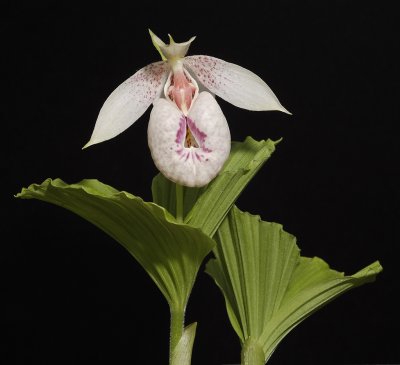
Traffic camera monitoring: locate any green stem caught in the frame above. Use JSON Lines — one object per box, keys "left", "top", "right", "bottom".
{"left": 241, "top": 337, "right": 265, "bottom": 365}
{"left": 169, "top": 306, "right": 185, "bottom": 365}
{"left": 176, "top": 184, "right": 184, "bottom": 223}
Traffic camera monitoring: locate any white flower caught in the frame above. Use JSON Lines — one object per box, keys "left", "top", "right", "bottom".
{"left": 84, "top": 30, "right": 290, "bottom": 187}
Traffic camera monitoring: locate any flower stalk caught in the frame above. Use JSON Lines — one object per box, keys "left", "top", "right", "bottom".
{"left": 241, "top": 338, "right": 265, "bottom": 365}
{"left": 176, "top": 183, "right": 184, "bottom": 223}
{"left": 170, "top": 306, "right": 186, "bottom": 365}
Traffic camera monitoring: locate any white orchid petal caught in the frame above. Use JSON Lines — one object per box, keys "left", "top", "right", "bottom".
{"left": 148, "top": 92, "right": 230, "bottom": 187}
{"left": 185, "top": 55, "right": 290, "bottom": 114}
{"left": 84, "top": 61, "right": 168, "bottom": 148}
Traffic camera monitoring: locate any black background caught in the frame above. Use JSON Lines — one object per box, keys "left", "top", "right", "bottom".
{"left": 2, "top": 1, "right": 398, "bottom": 364}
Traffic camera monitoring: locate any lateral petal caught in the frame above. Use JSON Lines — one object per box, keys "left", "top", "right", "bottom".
{"left": 148, "top": 92, "right": 231, "bottom": 187}
{"left": 84, "top": 61, "right": 169, "bottom": 148}
{"left": 185, "top": 56, "right": 290, "bottom": 113}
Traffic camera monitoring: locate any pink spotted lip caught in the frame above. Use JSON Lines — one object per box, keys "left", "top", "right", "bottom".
{"left": 148, "top": 92, "right": 231, "bottom": 187}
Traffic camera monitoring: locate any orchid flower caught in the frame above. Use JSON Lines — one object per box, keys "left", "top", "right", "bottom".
{"left": 84, "top": 30, "right": 290, "bottom": 187}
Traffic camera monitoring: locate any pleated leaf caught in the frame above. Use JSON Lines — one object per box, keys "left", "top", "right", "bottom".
{"left": 259, "top": 257, "right": 382, "bottom": 362}
{"left": 152, "top": 136, "right": 278, "bottom": 237}
{"left": 206, "top": 206, "right": 382, "bottom": 363}
{"left": 16, "top": 178, "right": 215, "bottom": 311}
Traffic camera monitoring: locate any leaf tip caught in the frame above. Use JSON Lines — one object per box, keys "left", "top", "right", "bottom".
{"left": 353, "top": 260, "right": 383, "bottom": 281}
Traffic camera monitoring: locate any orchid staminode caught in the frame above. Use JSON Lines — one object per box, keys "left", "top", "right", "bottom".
{"left": 84, "top": 30, "right": 290, "bottom": 187}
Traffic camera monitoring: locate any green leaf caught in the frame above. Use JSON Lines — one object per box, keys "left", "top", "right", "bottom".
{"left": 206, "top": 206, "right": 382, "bottom": 363}
{"left": 152, "top": 137, "right": 278, "bottom": 237}
{"left": 171, "top": 323, "right": 197, "bottom": 365}
{"left": 16, "top": 178, "right": 215, "bottom": 312}
{"left": 259, "top": 257, "right": 382, "bottom": 362}
{"left": 206, "top": 206, "right": 299, "bottom": 343}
